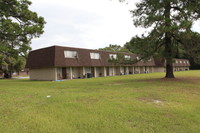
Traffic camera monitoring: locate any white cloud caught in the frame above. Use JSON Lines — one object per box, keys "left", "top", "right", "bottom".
{"left": 29, "top": 0, "right": 144, "bottom": 50}
{"left": 192, "top": 20, "right": 200, "bottom": 32}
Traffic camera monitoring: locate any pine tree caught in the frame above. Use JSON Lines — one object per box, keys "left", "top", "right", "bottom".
{"left": 124, "top": 0, "right": 200, "bottom": 78}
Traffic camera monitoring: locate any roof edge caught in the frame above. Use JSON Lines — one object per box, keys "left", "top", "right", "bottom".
{"left": 31, "top": 45, "right": 135, "bottom": 55}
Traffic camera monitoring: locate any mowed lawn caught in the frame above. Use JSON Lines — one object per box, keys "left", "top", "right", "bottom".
{"left": 0, "top": 71, "right": 200, "bottom": 133}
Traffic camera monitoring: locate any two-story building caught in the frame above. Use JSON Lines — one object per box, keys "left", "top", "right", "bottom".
{"left": 26, "top": 46, "right": 190, "bottom": 81}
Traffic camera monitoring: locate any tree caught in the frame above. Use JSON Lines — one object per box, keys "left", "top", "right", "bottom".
{"left": 123, "top": 0, "right": 200, "bottom": 78}
{"left": 99, "top": 44, "right": 138, "bottom": 65}
{"left": 99, "top": 44, "right": 130, "bottom": 53}
{"left": 0, "top": 0, "right": 46, "bottom": 78}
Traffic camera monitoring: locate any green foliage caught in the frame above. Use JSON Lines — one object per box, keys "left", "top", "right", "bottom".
{"left": 99, "top": 44, "right": 130, "bottom": 53}
{"left": 123, "top": 0, "right": 200, "bottom": 77}
{"left": 0, "top": 71, "right": 200, "bottom": 132}
{"left": 0, "top": 0, "right": 46, "bottom": 77}
{"left": 99, "top": 45, "right": 137, "bottom": 65}
{"left": 14, "top": 56, "right": 26, "bottom": 72}
{"left": 179, "top": 32, "right": 200, "bottom": 62}
{"left": 108, "top": 53, "right": 137, "bottom": 65}
{"left": 125, "top": 30, "right": 165, "bottom": 59}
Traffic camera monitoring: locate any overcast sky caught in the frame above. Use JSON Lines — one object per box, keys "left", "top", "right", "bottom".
{"left": 30, "top": 0, "right": 200, "bottom": 50}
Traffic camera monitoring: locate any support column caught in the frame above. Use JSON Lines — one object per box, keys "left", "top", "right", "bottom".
{"left": 138, "top": 67, "right": 141, "bottom": 74}
{"left": 102, "top": 67, "right": 106, "bottom": 77}
{"left": 143, "top": 67, "right": 145, "bottom": 74}
{"left": 147, "top": 66, "right": 149, "bottom": 73}
{"left": 126, "top": 66, "right": 129, "bottom": 74}
{"left": 55, "top": 68, "right": 58, "bottom": 80}
{"left": 69, "top": 67, "right": 73, "bottom": 79}
{"left": 132, "top": 66, "right": 135, "bottom": 74}
{"left": 94, "top": 67, "right": 97, "bottom": 78}
{"left": 82, "top": 67, "right": 85, "bottom": 78}
{"left": 112, "top": 66, "right": 115, "bottom": 76}
{"left": 143, "top": 67, "right": 145, "bottom": 73}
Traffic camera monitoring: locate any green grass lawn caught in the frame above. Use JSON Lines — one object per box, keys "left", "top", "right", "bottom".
{"left": 0, "top": 71, "right": 200, "bottom": 133}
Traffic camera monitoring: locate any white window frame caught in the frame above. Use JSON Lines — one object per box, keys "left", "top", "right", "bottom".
{"left": 90, "top": 52, "right": 100, "bottom": 59}
{"left": 124, "top": 55, "right": 131, "bottom": 60}
{"left": 109, "top": 54, "right": 117, "bottom": 59}
{"left": 136, "top": 56, "right": 140, "bottom": 61}
{"left": 64, "top": 51, "right": 78, "bottom": 58}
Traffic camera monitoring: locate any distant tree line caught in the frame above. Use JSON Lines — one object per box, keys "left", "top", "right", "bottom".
{"left": 99, "top": 43, "right": 200, "bottom": 70}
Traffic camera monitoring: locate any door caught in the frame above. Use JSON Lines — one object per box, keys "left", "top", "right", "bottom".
{"left": 91, "top": 67, "right": 95, "bottom": 77}
{"left": 62, "top": 67, "right": 67, "bottom": 79}
{"left": 124, "top": 67, "right": 126, "bottom": 75}
{"left": 106, "top": 67, "right": 109, "bottom": 76}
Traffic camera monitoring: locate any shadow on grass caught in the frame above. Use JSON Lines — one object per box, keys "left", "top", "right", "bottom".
{"left": 134, "top": 77, "right": 200, "bottom": 85}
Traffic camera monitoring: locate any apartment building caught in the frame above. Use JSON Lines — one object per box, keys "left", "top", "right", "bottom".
{"left": 26, "top": 46, "right": 190, "bottom": 81}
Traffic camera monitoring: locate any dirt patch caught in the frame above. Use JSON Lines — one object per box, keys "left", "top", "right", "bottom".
{"left": 152, "top": 99, "right": 164, "bottom": 105}
{"left": 137, "top": 97, "right": 165, "bottom": 106}
{"left": 107, "top": 83, "right": 122, "bottom": 86}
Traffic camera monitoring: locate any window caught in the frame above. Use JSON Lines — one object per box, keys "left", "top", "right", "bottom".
{"left": 180, "top": 61, "right": 182, "bottom": 63}
{"left": 176, "top": 60, "right": 178, "bottom": 63}
{"left": 136, "top": 56, "right": 140, "bottom": 61}
{"left": 109, "top": 54, "right": 117, "bottom": 59}
{"left": 90, "top": 53, "right": 100, "bottom": 59}
{"left": 124, "top": 55, "right": 131, "bottom": 60}
{"left": 64, "top": 51, "right": 77, "bottom": 58}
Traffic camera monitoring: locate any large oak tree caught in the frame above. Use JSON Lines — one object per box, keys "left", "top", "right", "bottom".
{"left": 123, "top": 0, "right": 200, "bottom": 78}
{"left": 0, "top": 0, "right": 45, "bottom": 78}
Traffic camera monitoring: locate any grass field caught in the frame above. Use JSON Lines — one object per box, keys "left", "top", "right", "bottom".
{"left": 0, "top": 71, "right": 200, "bottom": 133}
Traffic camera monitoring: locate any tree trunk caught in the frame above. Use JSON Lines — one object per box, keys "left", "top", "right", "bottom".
{"left": 164, "top": 36, "right": 175, "bottom": 78}
{"left": 3, "top": 64, "right": 13, "bottom": 79}
{"left": 164, "top": 1, "right": 175, "bottom": 78}
{"left": 165, "top": 58, "right": 175, "bottom": 78}
{"left": 164, "top": 31, "right": 175, "bottom": 78}
{"left": 3, "top": 70, "right": 12, "bottom": 79}
{"left": 9, "top": 71, "right": 12, "bottom": 78}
